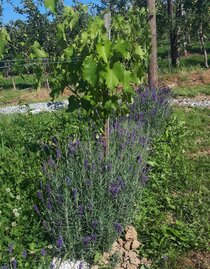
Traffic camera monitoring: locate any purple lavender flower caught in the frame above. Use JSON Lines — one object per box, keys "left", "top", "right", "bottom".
{"left": 108, "top": 177, "right": 125, "bottom": 198}
{"left": 91, "top": 220, "right": 99, "bottom": 229}
{"left": 82, "top": 234, "right": 96, "bottom": 246}
{"left": 50, "top": 262, "right": 55, "bottom": 269}
{"left": 109, "top": 182, "right": 120, "bottom": 198}
{"left": 33, "top": 204, "right": 40, "bottom": 215}
{"left": 12, "top": 259, "right": 17, "bottom": 269}
{"left": 77, "top": 205, "right": 84, "bottom": 216}
{"left": 72, "top": 188, "right": 77, "bottom": 200}
{"left": 37, "top": 190, "right": 43, "bottom": 200}
{"left": 84, "top": 159, "right": 89, "bottom": 170}
{"left": 68, "top": 140, "right": 80, "bottom": 154}
{"left": 8, "top": 244, "right": 13, "bottom": 254}
{"left": 91, "top": 234, "right": 97, "bottom": 242}
{"left": 48, "top": 156, "right": 55, "bottom": 168}
{"left": 46, "top": 182, "right": 51, "bottom": 194}
{"left": 2, "top": 264, "right": 8, "bottom": 269}
{"left": 78, "top": 262, "right": 83, "bottom": 269}
{"left": 22, "top": 249, "right": 27, "bottom": 258}
{"left": 82, "top": 235, "right": 92, "bottom": 246}
{"left": 56, "top": 236, "right": 64, "bottom": 249}
{"left": 114, "top": 223, "right": 123, "bottom": 235}
{"left": 66, "top": 177, "right": 71, "bottom": 186}
{"left": 56, "top": 148, "right": 61, "bottom": 160}
{"left": 47, "top": 199, "right": 52, "bottom": 210}
{"left": 41, "top": 248, "right": 46, "bottom": 256}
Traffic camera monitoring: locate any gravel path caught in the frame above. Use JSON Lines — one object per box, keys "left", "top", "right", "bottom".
{"left": 0, "top": 98, "right": 210, "bottom": 115}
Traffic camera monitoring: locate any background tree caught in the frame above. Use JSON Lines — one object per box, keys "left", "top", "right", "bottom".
{"left": 147, "top": 0, "right": 158, "bottom": 88}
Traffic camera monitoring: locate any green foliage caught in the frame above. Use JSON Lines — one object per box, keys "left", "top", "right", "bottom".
{"left": 0, "top": 110, "right": 88, "bottom": 267}
{"left": 135, "top": 112, "right": 210, "bottom": 268}
{"left": 37, "top": 116, "right": 149, "bottom": 264}
{"left": 0, "top": 27, "right": 10, "bottom": 58}
{"left": 32, "top": 3, "right": 150, "bottom": 125}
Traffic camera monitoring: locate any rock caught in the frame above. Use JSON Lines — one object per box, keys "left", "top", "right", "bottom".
{"left": 101, "top": 252, "right": 110, "bottom": 265}
{"left": 118, "top": 238, "right": 124, "bottom": 247}
{"left": 110, "top": 242, "right": 121, "bottom": 255}
{"left": 121, "top": 261, "right": 129, "bottom": 268}
{"left": 131, "top": 240, "right": 141, "bottom": 250}
{"left": 130, "top": 256, "right": 141, "bottom": 266}
{"left": 127, "top": 264, "right": 138, "bottom": 269}
{"left": 125, "top": 226, "right": 138, "bottom": 241}
{"left": 90, "top": 266, "right": 99, "bottom": 269}
{"left": 124, "top": 241, "right": 132, "bottom": 251}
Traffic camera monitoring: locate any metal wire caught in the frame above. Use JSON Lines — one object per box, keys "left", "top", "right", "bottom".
{"left": 0, "top": 58, "right": 87, "bottom": 70}
{"left": 0, "top": 56, "right": 85, "bottom": 63}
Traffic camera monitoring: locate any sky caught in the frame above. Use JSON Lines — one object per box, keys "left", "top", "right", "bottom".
{"left": 2, "top": 0, "right": 101, "bottom": 24}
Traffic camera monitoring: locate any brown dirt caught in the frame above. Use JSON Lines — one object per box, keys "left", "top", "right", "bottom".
{"left": 0, "top": 87, "right": 71, "bottom": 107}
{"left": 160, "top": 69, "right": 210, "bottom": 88}
{"left": 177, "top": 251, "right": 210, "bottom": 269}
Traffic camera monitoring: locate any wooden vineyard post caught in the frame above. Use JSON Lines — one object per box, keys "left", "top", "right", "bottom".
{"left": 104, "top": 12, "right": 111, "bottom": 157}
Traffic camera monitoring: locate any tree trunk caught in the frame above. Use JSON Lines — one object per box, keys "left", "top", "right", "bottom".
{"left": 147, "top": 0, "right": 158, "bottom": 88}
{"left": 198, "top": 25, "right": 209, "bottom": 68}
{"left": 167, "top": 0, "right": 180, "bottom": 67}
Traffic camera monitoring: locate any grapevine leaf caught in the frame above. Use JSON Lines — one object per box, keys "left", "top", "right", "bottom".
{"left": 0, "top": 28, "right": 10, "bottom": 58}
{"left": 31, "top": 41, "right": 48, "bottom": 58}
{"left": 114, "top": 39, "right": 130, "bottom": 58}
{"left": 105, "top": 67, "right": 119, "bottom": 91}
{"left": 82, "top": 56, "right": 97, "bottom": 86}
{"left": 134, "top": 45, "right": 145, "bottom": 59}
{"left": 112, "top": 62, "right": 124, "bottom": 83}
{"left": 57, "top": 23, "right": 66, "bottom": 46}
{"left": 44, "top": 0, "right": 58, "bottom": 14}
{"left": 96, "top": 40, "right": 111, "bottom": 63}
{"left": 63, "top": 47, "right": 73, "bottom": 58}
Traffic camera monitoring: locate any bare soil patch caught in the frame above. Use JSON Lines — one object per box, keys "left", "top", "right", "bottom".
{"left": 160, "top": 69, "right": 210, "bottom": 89}
{"left": 177, "top": 251, "right": 210, "bottom": 269}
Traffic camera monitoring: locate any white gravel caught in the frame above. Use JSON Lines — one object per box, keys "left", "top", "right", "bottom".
{"left": 0, "top": 98, "right": 209, "bottom": 116}
{"left": 0, "top": 100, "right": 68, "bottom": 115}
{"left": 51, "top": 259, "right": 89, "bottom": 269}
{"left": 171, "top": 98, "right": 210, "bottom": 108}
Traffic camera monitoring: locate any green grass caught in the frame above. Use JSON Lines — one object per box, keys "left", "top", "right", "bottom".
{"left": 0, "top": 74, "right": 34, "bottom": 90}
{"left": 158, "top": 38, "right": 210, "bottom": 73}
{"left": 135, "top": 107, "right": 210, "bottom": 269}
{"left": 172, "top": 85, "right": 210, "bottom": 97}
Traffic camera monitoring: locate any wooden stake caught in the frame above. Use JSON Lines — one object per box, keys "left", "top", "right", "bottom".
{"left": 104, "top": 12, "right": 111, "bottom": 157}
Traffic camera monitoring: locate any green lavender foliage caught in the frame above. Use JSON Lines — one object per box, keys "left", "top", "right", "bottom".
{"left": 38, "top": 117, "right": 149, "bottom": 264}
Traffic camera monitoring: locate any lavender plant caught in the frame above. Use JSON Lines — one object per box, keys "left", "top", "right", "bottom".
{"left": 129, "top": 87, "right": 172, "bottom": 136}
{"left": 36, "top": 115, "right": 149, "bottom": 264}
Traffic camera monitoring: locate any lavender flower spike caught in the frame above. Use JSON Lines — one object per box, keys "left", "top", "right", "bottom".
{"left": 56, "top": 236, "right": 64, "bottom": 249}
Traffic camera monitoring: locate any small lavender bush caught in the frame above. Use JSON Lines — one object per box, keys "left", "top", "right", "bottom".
{"left": 36, "top": 116, "right": 150, "bottom": 264}
{"left": 130, "top": 87, "right": 172, "bottom": 136}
